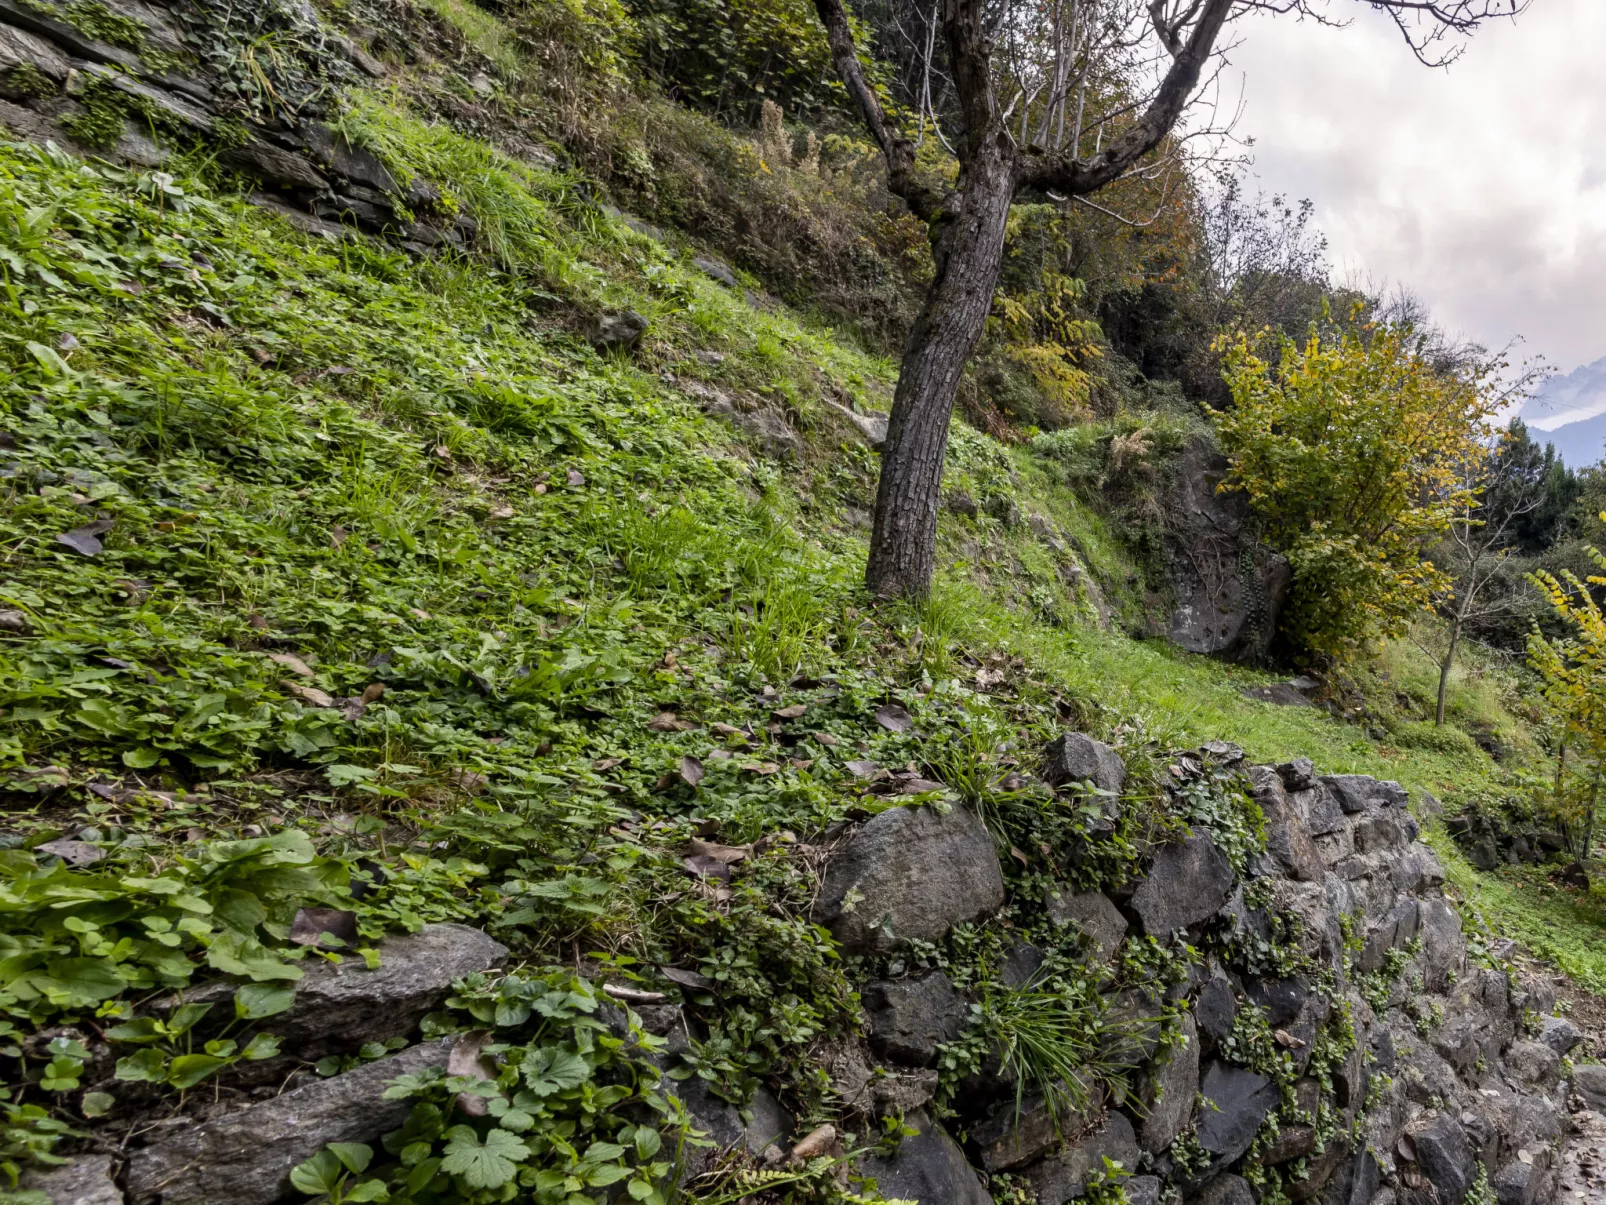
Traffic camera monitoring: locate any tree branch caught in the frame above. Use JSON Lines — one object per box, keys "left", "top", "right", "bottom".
{"left": 812, "top": 0, "right": 945, "bottom": 220}
{"left": 1015, "top": 0, "right": 1234, "bottom": 196}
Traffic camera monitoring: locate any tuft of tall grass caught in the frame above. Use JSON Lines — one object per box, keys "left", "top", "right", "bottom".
{"left": 974, "top": 981, "right": 1144, "bottom": 1128}
{"left": 332, "top": 92, "right": 570, "bottom": 276}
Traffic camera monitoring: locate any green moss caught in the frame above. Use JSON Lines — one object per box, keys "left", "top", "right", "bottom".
{"left": 59, "top": 76, "right": 128, "bottom": 149}
{"left": 2, "top": 62, "right": 59, "bottom": 99}
{"left": 19, "top": 0, "right": 146, "bottom": 50}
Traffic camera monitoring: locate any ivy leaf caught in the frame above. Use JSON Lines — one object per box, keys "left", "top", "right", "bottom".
{"left": 38, "top": 957, "right": 126, "bottom": 1006}
{"left": 289, "top": 1150, "right": 343, "bottom": 1195}
{"left": 114, "top": 1048, "right": 167, "bottom": 1082}
{"left": 166, "top": 1053, "right": 229, "bottom": 1089}
{"left": 520, "top": 1046, "right": 589, "bottom": 1096}
{"left": 235, "top": 983, "right": 296, "bottom": 1020}
{"left": 440, "top": 1125, "right": 527, "bottom": 1188}
{"left": 328, "top": 1143, "right": 374, "bottom": 1174}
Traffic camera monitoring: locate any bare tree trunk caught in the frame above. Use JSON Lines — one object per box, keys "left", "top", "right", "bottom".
{"left": 865, "top": 140, "right": 1015, "bottom": 598}
{"left": 1435, "top": 617, "right": 1461, "bottom": 727}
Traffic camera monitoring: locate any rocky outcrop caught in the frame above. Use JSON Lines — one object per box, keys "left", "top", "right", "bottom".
{"left": 125, "top": 1038, "right": 454, "bottom": 1205}
{"left": 1163, "top": 436, "right": 1290, "bottom": 662}
{"left": 1129, "top": 827, "right": 1235, "bottom": 934}
{"left": 167, "top": 922, "right": 507, "bottom": 1060}
{"left": 864, "top": 972, "right": 970, "bottom": 1066}
{"left": 815, "top": 802, "right": 1005, "bottom": 954}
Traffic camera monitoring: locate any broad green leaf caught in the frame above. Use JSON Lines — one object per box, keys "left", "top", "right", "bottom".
{"left": 241, "top": 1033, "right": 281, "bottom": 1060}
{"left": 167, "top": 1002, "right": 213, "bottom": 1036}
{"left": 328, "top": 1143, "right": 374, "bottom": 1174}
{"left": 440, "top": 1125, "right": 526, "bottom": 1189}
{"left": 234, "top": 982, "right": 296, "bottom": 1019}
{"left": 520, "top": 1046, "right": 589, "bottom": 1097}
{"left": 105, "top": 1016, "right": 164, "bottom": 1044}
{"left": 289, "top": 1150, "right": 342, "bottom": 1195}
{"left": 166, "top": 1053, "right": 229, "bottom": 1089}
{"left": 114, "top": 1048, "right": 168, "bottom": 1082}
{"left": 81, "top": 1091, "right": 115, "bottom": 1117}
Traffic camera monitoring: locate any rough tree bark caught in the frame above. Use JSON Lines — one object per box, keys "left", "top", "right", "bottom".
{"left": 814, "top": 0, "right": 1520, "bottom": 600}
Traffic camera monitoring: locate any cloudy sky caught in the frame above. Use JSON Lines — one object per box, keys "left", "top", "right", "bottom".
{"left": 1221, "top": 0, "right": 1606, "bottom": 377}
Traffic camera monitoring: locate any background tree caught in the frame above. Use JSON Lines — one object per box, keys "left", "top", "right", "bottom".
{"left": 1427, "top": 433, "right": 1546, "bottom": 727}
{"left": 1211, "top": 319, "right": 1499, "bottom": 664}
{"left": 1528, "top": 547, "right": 1606, "bottom": 872}
{"left": 809, "top": 0, "right": 1524, "bottom": 599}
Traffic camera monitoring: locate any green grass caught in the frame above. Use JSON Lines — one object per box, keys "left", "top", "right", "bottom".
{"left": 0, "top": 73, "right": 1600, "bottom": 1194}
{"left": 1440, "top": 831, "right": 1606, "bottom": 994}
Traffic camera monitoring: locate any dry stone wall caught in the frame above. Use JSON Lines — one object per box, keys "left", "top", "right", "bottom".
{"left": 20, "top": 738, "right": 1606, "bottom": 1205}
{"left": 812, "top": 739, "right": 1598, "bottom": 1205}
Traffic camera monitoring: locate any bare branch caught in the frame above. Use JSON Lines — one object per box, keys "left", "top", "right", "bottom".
{"left": 1016, "top": 0, "right": 1233, "bottom": 195}
{"left": 812, "top": 0, "right": 946, "bottom": 219}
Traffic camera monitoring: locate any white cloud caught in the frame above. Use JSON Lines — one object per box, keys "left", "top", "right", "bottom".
{"left": 1220, "top": 0, "right": 1606, "bottom": 373}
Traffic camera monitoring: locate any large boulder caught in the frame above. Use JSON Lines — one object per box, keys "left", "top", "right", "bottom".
{"left": 1188, "top": 1174, "right": 1254, "bottom": 1205}
{"left": 857, "top": 1111, "right": 991, "bottom": 1205}
{"left": 1195, "top": 1061, "right": 1278, "bottom": 1173}
{"left": 126, "top": 1038, "right": 454, "bottom": 1205}
{"left": 1408, "top": 1114, "right": 1476, "bottom": 1205}
{"left": 1025, "top": 1110, "right": 1141, "bottom": 1205}
{"left": 19, "top": 1154, "right": 121, "bottom": 1204}
{"left": 971, "top": 1090, "right": 1096, "bottom": 1171}
{"left": 1045, "top": 888, "right": 1128, "bottom": 961}
{"left": 1161, "top": 435, "right": 1289, "bottom": 662}
{"left": 864, "top": 971, "right": 971, "bottom": 1067}
{"left": 1130, "top": 829, "right": 1235, "bottom": 935}
{"left": 816, "top": 804, "right": 1004, "bottom": 954}
{"left": 171, "top": 923, "right": 506, "bottom": 1060}
{"left": 1573, "top": 1063, "right": 1606, "bottom": 1111}
{"left": 1320, "top": 775, "right": 1408, "bottom": 813}
{"left": 1538, "top": 1015, "right": 1582, "bottom": 1056}
{"left": 1042, "top": 732, "right": 1126, "bottom": 796}
{"left": 1138, "top": 1014, "right": 1198, "bottom": 1153}
{"left": 1249, "top": 766, "right": 1323, "bottom": 882}
{"left": 1194, "top": 975, "right": 1238, "bottom": 1044}
{"left": 674, "top": 1079, "right": 792, "bottom": 1171}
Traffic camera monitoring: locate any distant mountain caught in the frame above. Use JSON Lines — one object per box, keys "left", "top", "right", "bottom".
{"left": 1519, "top": 357, "right": 1606, "bottom": 467}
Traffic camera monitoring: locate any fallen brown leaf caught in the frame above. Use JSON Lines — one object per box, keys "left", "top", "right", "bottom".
{"left": 488, "top": 504, "right": 514, "bottom": 519}
{"left": 688, "top": 838, "right": 751, "bottom": 864}
{"left": 789, "top": 1124, "right": 840, "bottom": 1163}
{"left": 814, "top": 732, "right": 839, "bottom": 746}
{"left": 658, "top": 965, "right": 714, "bottom": 991}
{"left": 679, "top": 755, "right": 705, "bottom": 787}
{"left": 682, "top": 854, "right": 733, "bottom": 882}
{"left": 845, "top": 759, "right": 880, "bottom": 778}
{"left": 267, "top": 652, "right": 314, "bottom": 677}
{"left": 593, "top": 757, "right": 625, "bottom": 771}
{"left": 447, "top": 1029, "right": 498, "bottom": 1117}
{"left": 772, "top": 703, "right": 808, "bottom": 720}
{"left": 1273, "top": 1028, "right": 1307, "bottom": 1050}
{"left": 875, "top": 702, "right": 913, "bottom": 732}
{"left": 56, "top": 518, "right": 116, "bottom": 557}
{"left": 36, "top": 839, "right": 104, "bottom": 866}
{"left": 899, "top": 778, "right": 946, "bottom": 795}
{"left": 285, "top": 682, "right": 335, "bottom": 708}
{"left": 647, "top": 711, "right": 683, "bottom": 732}
{"left": 567, "top": 469, "right": 586, "bottom": 486}
{"left": 450, "top": 769, "right": 490, "bottom": 793}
